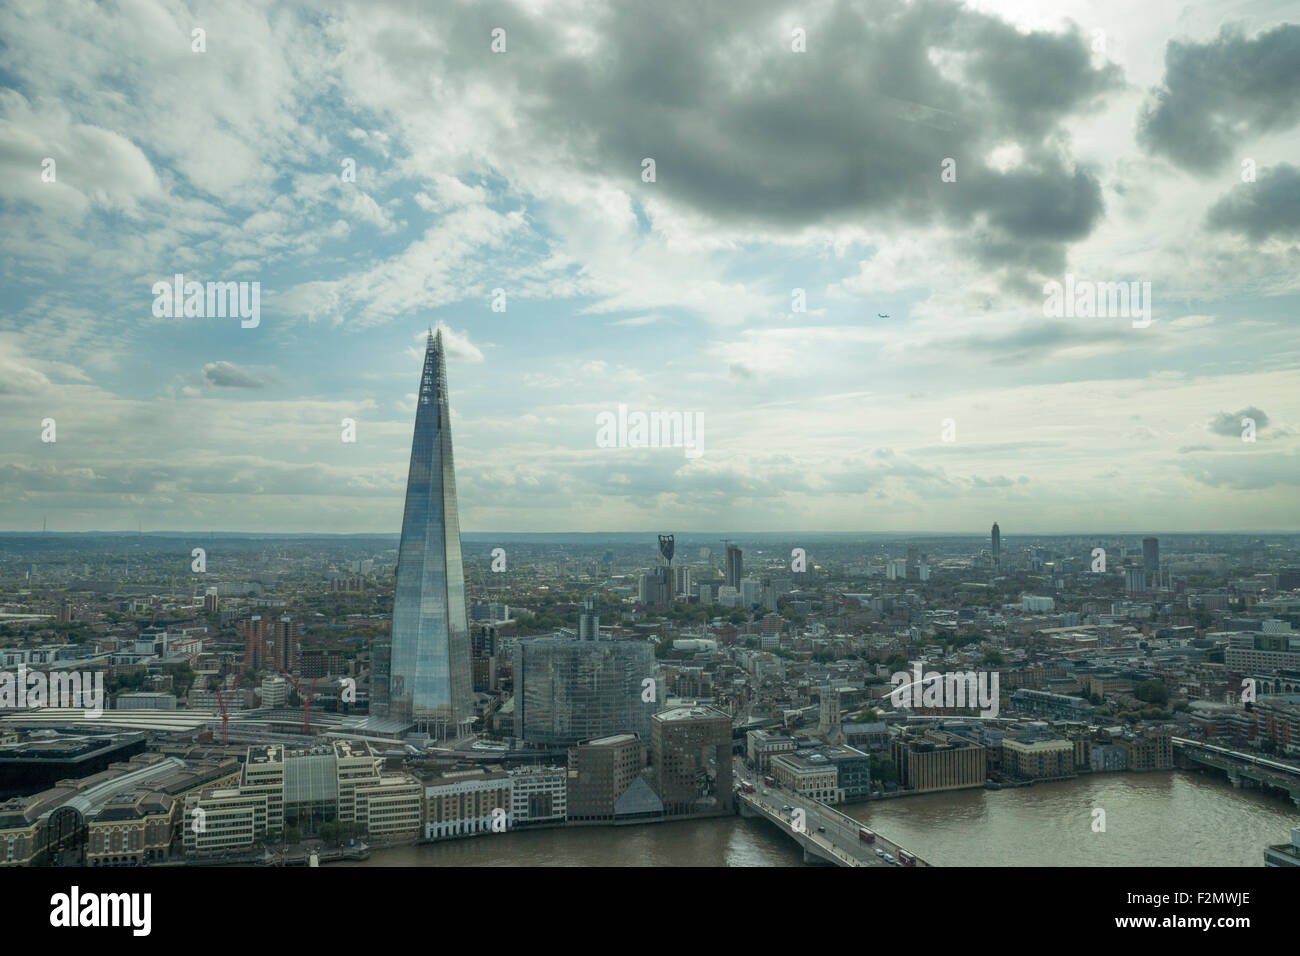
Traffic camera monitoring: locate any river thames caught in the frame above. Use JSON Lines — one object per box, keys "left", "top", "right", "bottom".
{"left": 344, "top": 769, "right": 1299, "bottom": 867}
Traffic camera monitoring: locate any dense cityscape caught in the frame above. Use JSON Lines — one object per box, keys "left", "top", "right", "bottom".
{"left": 2, "top": 0, "right": 1295, "bottom": 937}
{"left": 0, "top": 333, "right": 1297, "bottom": 871}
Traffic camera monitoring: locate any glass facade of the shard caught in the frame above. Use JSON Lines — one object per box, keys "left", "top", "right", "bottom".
{"left": 388, "top": 330, "right": 472, "bottom": 732}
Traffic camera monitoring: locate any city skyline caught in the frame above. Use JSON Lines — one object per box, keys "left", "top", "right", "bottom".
{"left": 2, "top": 2, "right": 1299, "bottom": 535}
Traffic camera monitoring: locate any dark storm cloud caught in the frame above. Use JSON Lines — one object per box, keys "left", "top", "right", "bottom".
{"left": 1206, "top": 164, "right": 1300, "bottom": 241}
{"left": 1137, "top": 24, "right": 1300, "bottom": 174}
{"left": 1208, "top": 407, "right": 1268, "bottom": 437}
{"left": 433, "top": 0, "right": 1121, "bottom": 275}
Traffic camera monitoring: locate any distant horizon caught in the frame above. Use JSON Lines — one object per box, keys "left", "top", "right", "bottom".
{"left": 3, "top": 528, "right": 1299, "bottom": 539}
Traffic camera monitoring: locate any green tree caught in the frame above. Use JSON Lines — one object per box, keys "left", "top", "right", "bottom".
{"left": 1134, "top": 680, "right": 1169, "bottom": 706}
{"left": 869, "top": 755, "right": 898, "bottom": 785}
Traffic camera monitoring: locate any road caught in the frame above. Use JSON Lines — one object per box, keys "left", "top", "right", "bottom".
{"left": 733, "top": 756, "right": 928, "bottom": 867}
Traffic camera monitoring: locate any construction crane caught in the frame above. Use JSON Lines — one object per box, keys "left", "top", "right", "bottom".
{"left": 218, "top": 621, "right": 322, "bottom": 742}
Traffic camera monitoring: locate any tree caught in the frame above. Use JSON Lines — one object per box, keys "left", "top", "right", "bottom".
{"left": 981, "top": 649, "right": 1004, "bottom": 667}
{"left": 869, "top": 755, "right": 898, "bottom": 784}
{"left": 1134, "top": 680, "right": 1169, "bottom": 706}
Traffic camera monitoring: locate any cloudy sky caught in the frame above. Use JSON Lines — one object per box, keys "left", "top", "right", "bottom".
{"left": 2, "top": 0, "right": 1298, "bottom": 535}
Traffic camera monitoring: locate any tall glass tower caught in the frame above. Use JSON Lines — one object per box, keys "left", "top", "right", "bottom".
{"left": 388, "top": 329, "right": 472, "bottom": 735}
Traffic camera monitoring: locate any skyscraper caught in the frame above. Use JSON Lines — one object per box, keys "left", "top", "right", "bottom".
{"left": 513, "top": 635, "right": 657, "bottom": 747}
{"left": 273, "top": 615, "right": 298, "bottom": 672}
{"left": 578, "top": 595, "right": 600, "bottom": 641}
{"left": 388, "top": 329, "right": 473, "bottom": 735}
{"left": 724, "top": 544, "right": 743, "bottom": 590}
{"left": 991, "top": 522, "right": 1001, "bottom": 570}
{"left": 1143, "top": 537, "right": 1160, "bottom": 573}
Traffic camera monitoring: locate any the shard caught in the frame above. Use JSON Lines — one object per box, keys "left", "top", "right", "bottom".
{"left": 388, "top": 328, "right": 473, "bottom": 735}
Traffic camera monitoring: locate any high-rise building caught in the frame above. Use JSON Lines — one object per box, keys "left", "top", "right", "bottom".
{"left": 674, "top": 565, "right": 693, "bottom": 598}
{"left": 650, "top": 705, "right": 733, "bottom": 817}
{"left": 991, "top": 523, "right": 1001, "bottom": 570}
{"left": 566, "top": 734, "right": 650, "bottom": 822}
{"left": 388, "top": 330, "right": 473, "bottom": 735}
{"left": 724, "top": 544, "right": 743, "bottom": 590}
{"left": 637, "top": 566, "right": 672, "bottom": 607}
{"left": 1143, "top": 537, "right": 1160, "bottom": 573}
{"left": 513, "top": 636, "right": 658, "bottom": 747}
{"left": 370, "top": 639, "right": 390, "bottom": 714}
{"left": 273, "top": 615, "right": 298, "bottom": 672}
{"left": 578, "top": 596, "right": 600, "bottom": 641}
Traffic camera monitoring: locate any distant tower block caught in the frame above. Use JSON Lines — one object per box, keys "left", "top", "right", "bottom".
{"left": 725, "top": 544, "right": 743, "bottom": 590}
{"left": 991, "top": 522, "right": 1001, "bottom": 570}
{"left": 1143, "top": 537, "right": 1160, "bottom": 573}
{"left": 578, "top": 595, "right": 600, "bottom": 641}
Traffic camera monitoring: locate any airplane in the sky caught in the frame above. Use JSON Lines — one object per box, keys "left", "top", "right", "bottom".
{"left": 877, "top": 313, "right": 890, "bottom": 318}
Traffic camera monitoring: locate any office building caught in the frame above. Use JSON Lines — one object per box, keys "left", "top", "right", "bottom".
{"left": 271, "top": 616, "right": 298, "bottom": 672}
{"left": 770, "top": 745, "right": 871, "bottom": 804}
{"left": 674, "top": 565, "right": 693, "bottom": 598}
{"left": 638, "top": 567, "right": 671, "bottom": 607}
{"left": 566, "top": 734, "right": 649, "bottom": 822}
{"left": 1010, "top": 688, "right": 1092, "bottom": 721}
{"left": 890, "top": 730, "right": 986, "bottom": 793}
{"left": 420, "top": 767, "right": 511, "bottom": 840}
{"left": 260, "top": 676, "right": 289, "bottom": 708}
{"left": 513, "top": 636, "right": 658, "bottom": 747}
{"left": 992, "top": 523, "right": 1001, "bottom": 570}
{"left": 508, "top": 766, "right": 567, "bottom": 825}
{"left": 1143, "top": 537, "right": 1160, "bottom": 573}
{"left": 746, "top": 729, "right": 797, "bottom": 770}
{"left": 1001, "top": 734, "right": 1074, "bottom": 780}
{"left": 388, "top": 329, "right": 473, "bottom": 736}
{"left": 578, "top": 596, "right": 600, "bottom": 641}
{"left": 299, "top": 649, "right": 345, "bottom": 679}
{"left": 650, "top": 705, "right": 733, "bottom": 817}
{"left": 725, "top": 545, "right": 743, "bottom": 590}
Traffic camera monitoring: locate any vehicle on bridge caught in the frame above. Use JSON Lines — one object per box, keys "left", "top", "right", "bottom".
{"left": 898, "top": 851, "right": 915, "bottom": 866}
{"left": 859, "top": 828, "right": 876, "bottom": 844}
